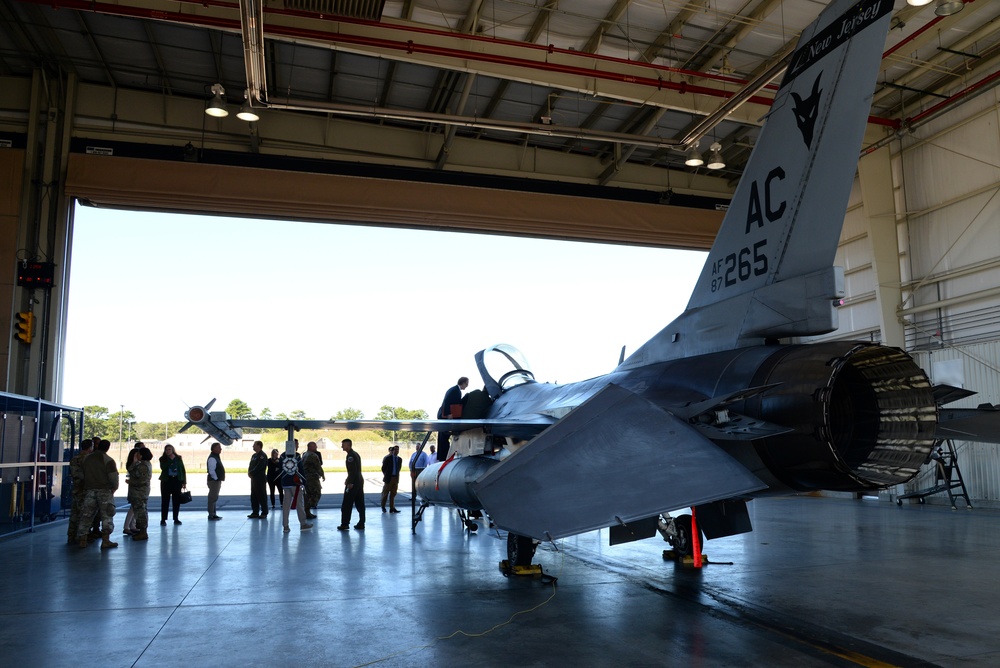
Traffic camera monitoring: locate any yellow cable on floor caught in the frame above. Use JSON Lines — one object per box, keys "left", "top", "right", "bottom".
{"left": 355, "top": 547, "right": 563, "bottom": 667}
{"left": 437, "top": 580, "right": 558, "bottom": 640}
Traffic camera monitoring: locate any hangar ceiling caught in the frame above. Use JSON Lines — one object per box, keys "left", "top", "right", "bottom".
{"left": 2, "top": 0, "right": 1000, "bottom": 247}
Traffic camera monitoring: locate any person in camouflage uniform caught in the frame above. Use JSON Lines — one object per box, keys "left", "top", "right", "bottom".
{"left": 301, "top": 441, "right": 324, "bottom": 519}
{"left": 67, "top": 438, "right": 95, "bottom": 544}
{"left": 127, "top": 447, "right": 154, "bottom": 541}
{"left": 121, "top": 444, "right": 144, "bottom": 535}
{"left": 77, "top": 439, "right": 120, "bottom": 549}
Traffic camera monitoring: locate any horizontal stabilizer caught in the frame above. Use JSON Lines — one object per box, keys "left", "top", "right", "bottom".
{"left": 937, "top": 405, "right": 1000, "bottom": 444}
{"left": 472, "top": 384, "right": 766, "bottom": 541}
{"left": 933, "top": 384, "right": 978, "bottom": 407}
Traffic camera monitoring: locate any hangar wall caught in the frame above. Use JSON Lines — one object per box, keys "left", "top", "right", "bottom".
{"left": 820, "top": 85, "right": 1000, "bottom": 505}
{"left": 0, "top": 150, "right": 23, "bottom": 387}
{"left": 898, "top": 88, "right": 1000, "bottom": 506}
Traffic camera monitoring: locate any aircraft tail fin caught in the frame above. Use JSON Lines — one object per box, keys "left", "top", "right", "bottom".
{"left": 621, "top": 0, "right": 893, "bottom": 369}
{"left": 689, "top": 0, "right": 892, "bottom": 311}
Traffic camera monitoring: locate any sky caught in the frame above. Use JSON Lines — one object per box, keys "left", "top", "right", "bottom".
{"left": 62, "top": 204, "right": 707, "bottom": 423}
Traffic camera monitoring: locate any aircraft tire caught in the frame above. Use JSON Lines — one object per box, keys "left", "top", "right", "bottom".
{"left": 673, "top": 514, "right": 703, "bottom": 558}
{"left": 507, "top": 533, "right": 536, "bottom": 567}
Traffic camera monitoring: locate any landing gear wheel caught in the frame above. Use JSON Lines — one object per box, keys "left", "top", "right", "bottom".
{"left": 457, "top": 509, "right": 479, "bottom": 533}
{"left": 507, "top": 533, "right": 537, "bottom": 567}
{"left": 672, "top": 514, "right": 702, "bottom": 558}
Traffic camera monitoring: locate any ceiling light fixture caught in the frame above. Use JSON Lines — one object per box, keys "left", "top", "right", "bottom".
{"left": 684, "top": 142, "right": 704, "bottom": 167}
{"left": 237, "top": 97, "right": 260, "bottom": 122}
{"left": 706, "top": 143, "right": 725, "bottom": 170}
{"left": 205, "top": 83, "right": 229, "bottom": 118}
{"left": 934, "top": 0, "right": 964, "bottom": 16}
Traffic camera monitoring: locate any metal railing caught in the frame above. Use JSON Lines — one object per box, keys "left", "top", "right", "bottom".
{"left": 0, "top": 392, "right": 84, "bottom": 538}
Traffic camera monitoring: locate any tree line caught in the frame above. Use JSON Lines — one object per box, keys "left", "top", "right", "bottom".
{"left": 80, "top": 399, "right": 429, "bottom": 443}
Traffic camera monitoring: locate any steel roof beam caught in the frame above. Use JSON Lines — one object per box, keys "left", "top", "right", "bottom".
{"left": 22, "top": 0, "right": 776, "bottom": 125}
{"left": 142, "top": 21, "right": 173, "bottom": 95}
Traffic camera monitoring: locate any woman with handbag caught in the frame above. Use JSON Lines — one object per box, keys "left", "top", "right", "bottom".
{"left": 159, "top": 444, "right": 187, "bottom": 526}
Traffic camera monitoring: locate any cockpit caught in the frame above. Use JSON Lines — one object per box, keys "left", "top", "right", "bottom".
{"left": 475, "top": 343, "right": 536, "bottom": 399}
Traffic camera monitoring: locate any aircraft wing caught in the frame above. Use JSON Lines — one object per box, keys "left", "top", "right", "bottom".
{"left": 472, "top": 383, "right": 767, "bottom": 541}
{"left": 228, "top": 418, "right": 553, "bottom": 439}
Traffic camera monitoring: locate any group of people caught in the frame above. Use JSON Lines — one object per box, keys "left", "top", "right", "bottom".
{"left": 68, "top": 436, "right": 156, "bottom": 548}
{"left": 257, "top": 438, "right": 365, "bottom": 532}
{"left": 252, "top": 438, "right": 325, "bottom": 532}
{"left": 69, "top": 375, "right": 473, "bottom": 546}
{"left": 247, "top": 444, "right": 300, "bottom": 515}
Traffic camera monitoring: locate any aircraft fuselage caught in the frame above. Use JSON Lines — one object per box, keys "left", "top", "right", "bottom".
{"left": 418, "top": 341, "right": 938, "bottom": 516}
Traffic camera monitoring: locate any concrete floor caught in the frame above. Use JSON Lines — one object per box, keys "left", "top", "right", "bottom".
{"left": 2, "top": 481, "right": 999, "bottom": 668}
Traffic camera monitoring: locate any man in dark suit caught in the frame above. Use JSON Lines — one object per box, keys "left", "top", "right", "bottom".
{"left": 437, "top": 376, "right": 469, "bottom": 461}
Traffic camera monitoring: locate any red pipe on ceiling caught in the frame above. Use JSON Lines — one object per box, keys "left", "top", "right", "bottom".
{"left": 170, "top": 0, "right": 782, "bottom": 92}
{"left": 907, "top": 67, "right": 1000, "bottom": 127}
{"left": 21, "top": 0, "right": 903, "bottom": 128}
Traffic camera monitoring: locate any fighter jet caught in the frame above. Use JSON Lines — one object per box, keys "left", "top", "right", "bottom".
{"left": 186, "top": 0, "right": 965, "bottom": 567}
{"left": 408, "top": 0, "right": 937, "bottom": 555}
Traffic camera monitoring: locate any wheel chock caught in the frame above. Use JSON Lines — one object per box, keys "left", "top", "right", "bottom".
{"left": 499, "top": 560, "right": 542, "bottom": 576}
{"left": 662, "top": 550, "right": 709, "bottom": 567}
{"left": 499, "top": 560, "right": 556, "bottom": 583}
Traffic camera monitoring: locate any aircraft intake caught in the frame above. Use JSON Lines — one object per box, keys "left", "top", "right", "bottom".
{"left": 744, "top": 342, "right": 938, "bottom": 491}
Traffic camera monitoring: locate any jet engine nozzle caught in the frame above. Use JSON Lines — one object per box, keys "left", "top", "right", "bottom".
{"left": 179, "top": 399, "right": 241, "bottom": 446}
{"left": 185, "top": 406, "right": 207, "bottom": 423}
{"left": 744, "top": 342, "right": 938, "bottom": 491}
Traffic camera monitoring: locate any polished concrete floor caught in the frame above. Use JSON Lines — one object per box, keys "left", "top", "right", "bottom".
{"left": 2, "top": 481, "right": 999, "bottom": 667}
